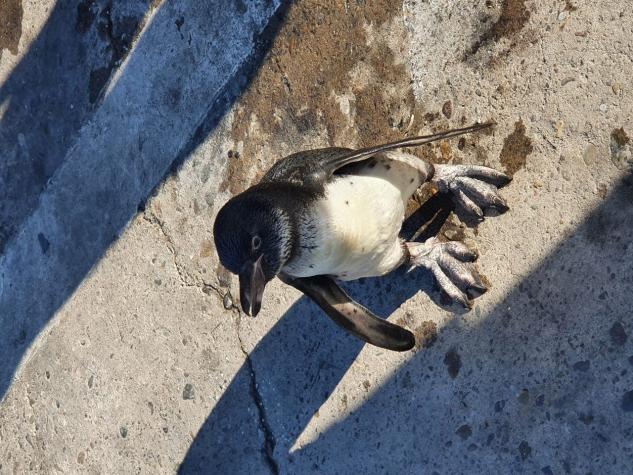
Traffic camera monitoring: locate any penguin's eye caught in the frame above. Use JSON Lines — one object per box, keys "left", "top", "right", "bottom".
{"left": 251, "top": 235, "right": 262, "bottom": 251}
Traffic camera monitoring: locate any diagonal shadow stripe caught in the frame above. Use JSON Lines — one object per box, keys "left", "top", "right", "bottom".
{"left": 0, "top": 1, "right": 153, "bottom": 253}
{"left": 180, "top": 172, "right": 633, "bottom": 474}
{"left": 0, "top": 0, "right": 292, "bottom": 401}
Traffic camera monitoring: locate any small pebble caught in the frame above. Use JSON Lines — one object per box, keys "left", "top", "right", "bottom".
{"left": 560, "top": 77, "right": 575, "bottom": 86}
{"left": 612, "top": 83, "right": 622, "bottom": 95}
{"left": 599, "top": 103, "right": 608, "bottom": 113}
{"left": 558, "top": 11, "right": 568, "bottom": 21}
{"left": 223, "top": 292, "right": 233, "bottom": 310}
{"left": 442, "top": 100, "right": 453, "bottom": 119}
{"left": 610, "top": 322, "right": 627, "bottom": 346}
{"left": 183, "top": 383, "right": 195, "bottom": 400}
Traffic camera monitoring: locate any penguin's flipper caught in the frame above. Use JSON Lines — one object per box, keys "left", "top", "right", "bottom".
{"left": 263, "top": 122, "right": 494, "bottom": 188}
{"left": 279, "top": 274, "right": 415, "bottom": 352}
{"left": 320, "top": 122, "right": 494, "bottom": 173}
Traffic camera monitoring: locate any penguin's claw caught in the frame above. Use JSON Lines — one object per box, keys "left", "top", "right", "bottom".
{"left": 454, "top": 189, "right": 483, "bottom": 220}
{"left": 406, "top": 237, "right": 486, "bottom": 308}
{"left": 432, "top": 164, "right": 510, "bottom": 217}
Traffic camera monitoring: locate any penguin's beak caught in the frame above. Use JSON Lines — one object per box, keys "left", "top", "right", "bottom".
{"left": 239, "top": 254, "right": 267, "bottom": 317}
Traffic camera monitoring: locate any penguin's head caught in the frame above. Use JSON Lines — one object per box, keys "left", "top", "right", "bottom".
{"left": 213, "top": 191, "right": 292, "bottom": 317}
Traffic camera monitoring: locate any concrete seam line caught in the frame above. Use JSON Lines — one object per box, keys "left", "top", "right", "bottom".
{"left": 235, "top": 313, "right": 280, "bottom": 475}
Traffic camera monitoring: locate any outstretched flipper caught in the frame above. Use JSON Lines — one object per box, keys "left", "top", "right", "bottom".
{"left": 263, "top": 122, "right": 494, "bottom": 189}
{"left": 279, "top": 274, "right": 415, "bottom": 351}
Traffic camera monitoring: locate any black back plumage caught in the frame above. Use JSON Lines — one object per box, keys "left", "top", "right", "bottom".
{"left": 261, "top": 147, "right": 353, "bottom": 191}
{"left": 261, "top": 122, "right": 493, "bottom": 188}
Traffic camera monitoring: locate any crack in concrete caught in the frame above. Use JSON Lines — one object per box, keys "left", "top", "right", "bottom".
{"left": 140, "top": 210, "right": 226, "bottom": 303}
{"left": 141, "top": 210, "right": 197, "bottom": 288}
{"left": 142, "top": 209, "right": 279, "bottom": 471}
{"left": 235, "top": 314, "right": 280, "bottom": 475}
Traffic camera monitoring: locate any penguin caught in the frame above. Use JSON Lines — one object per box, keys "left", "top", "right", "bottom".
{"left": 213, "top": 122, "right": 510, "bottom": 351}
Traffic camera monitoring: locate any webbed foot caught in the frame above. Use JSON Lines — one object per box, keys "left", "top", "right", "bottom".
{"left": 406, "top": 237, "right": 485, "bottom": 308}
{"left": 432, "top": 164, "right": 511, "bottom": 219}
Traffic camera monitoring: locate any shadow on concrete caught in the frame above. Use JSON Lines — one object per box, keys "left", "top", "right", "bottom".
{"left": 0, "top": 0, "right": 291, "bottom": 400}
{"left": 179, "top": 195, "right": 455, "bottom": 474}
{"left": 0, "top": 0, "right": 152, "bottom": 252}
{"left": 180, "top": 173, "right": 633, "bottom": 474}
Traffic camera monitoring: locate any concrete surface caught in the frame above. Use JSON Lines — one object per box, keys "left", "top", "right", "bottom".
{"left": 1, "top": 0, "right": 632, "bottom": 474}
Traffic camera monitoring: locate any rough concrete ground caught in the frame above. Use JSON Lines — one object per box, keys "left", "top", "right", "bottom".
{"left": 1, "top": 0, "right": 632, "bottom": 474}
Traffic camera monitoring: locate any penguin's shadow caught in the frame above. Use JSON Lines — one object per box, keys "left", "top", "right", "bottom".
{"left": 181, "top": 173, "right": 633, "bottom": 474}
{"left": 179, "top": 195, "right": 466, "bottom": 473}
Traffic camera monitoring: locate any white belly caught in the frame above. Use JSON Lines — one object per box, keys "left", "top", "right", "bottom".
{"left": 284, "top": 154, "right": 423, "bottom": 280}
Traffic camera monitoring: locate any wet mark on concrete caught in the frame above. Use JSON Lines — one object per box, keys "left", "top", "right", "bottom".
{"left": 413, "top": 321, "right": 438, "bottom": 350}
{"left": 578, "top": 412, "right": 593, "bottom": 425}
{"left": 37, "top": 233, "right": 50, "bottom": 255}
{"left": 610, "top": 321, "right": 627, "bottom": 346}
{"left": 456, "top": 424, "right": 472, "bottom": 440}
{"left": 0, "top": 0, "right": 23, "bottom": 55}
{"left": 611, "top": 127, "right": 630, "bottom": 148}
{"left": 610, "top": 127, "right": 630, "bottom": 168}
{"left": 500, "top": 120, "right": 532, "bottom": 176}
{"left": 76, "top": 0, "right": 98, "bottom": 34}
{"left": 200, "top": 239, "right": 214, "bottom": 258}
{"left": 222, "top": 0, "right": 439, "bottom": 195}
{"left": 518, "top": 440, "right": 532, "bottom": 460}
{"left": 573, "top": 360, "right": 590, "bottom": 372}
{"left": 467, "top": 0, "right": 531, "bottom": 58}
{"left": 444, "top": 348, "right": 461, "bottom": 378}
{"left": 234, "top": 0, "right": 247, "bottom": 15}
{"left": 622, "top": 390, "right": 633, "bottom": 412}
{"left": 517, "top": 388, "right": 530, "bottom": 404}
{"left": 86, "top": 6, "right": 145, "bottom": 104}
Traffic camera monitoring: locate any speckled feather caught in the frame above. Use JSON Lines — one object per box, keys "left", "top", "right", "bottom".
{"left": 282, "top": 151, "right": 432, "bottom": 280}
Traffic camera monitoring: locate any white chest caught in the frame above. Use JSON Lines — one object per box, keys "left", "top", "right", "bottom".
{"left": 284, "top": 155, "right": 421, "bottom": 280}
